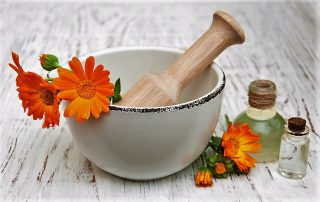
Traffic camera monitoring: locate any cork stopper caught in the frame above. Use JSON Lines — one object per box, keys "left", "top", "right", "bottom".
{"left": 288, "top": 117, "right": 306, "bottom": 132}
{"left": 248, "top": 80, "right": 276, "bottom": 110}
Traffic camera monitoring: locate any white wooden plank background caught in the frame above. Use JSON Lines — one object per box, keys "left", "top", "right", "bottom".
{"left": 0, "top": 1, "right": 319, "bottom": 201}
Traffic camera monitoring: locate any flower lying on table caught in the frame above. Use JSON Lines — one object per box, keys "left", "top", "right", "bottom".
{"left": 9, "top": 52, "right": 121, "bottom": 128}
{"left": 195, "top": 115, "right": 261, "bottom": 187}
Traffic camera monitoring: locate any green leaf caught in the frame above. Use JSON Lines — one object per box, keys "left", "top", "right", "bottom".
{"left": 216, "top": 154, "right": 223, "bottom": 162}
{"left": 225, "top": 160, "right": 234, "bottom": 172}
{"left": 211, "top": 136, "right": 222, "bottom": 147}
{"left": 213, "top": 172, "right": 229, "bottom": 179}
{"left": 114, "top": 94, "right": 121, "bottom": 103}
{"left": 114, "top": 78, "right": 121, "bottom": 95}
{"left": 209, "top": 136, "right": 223, "bottom": 154}
{"left": 110, "top": 78, "right": 122, "bottom": 104}
{"left": 223, "top": 157, "right": 233, "bottom": 165}
{"left": 225, "top": 114, "right": 231, "bottom": 125}
{"left": 225, "top": 164, "right": 233, "bottom": 172}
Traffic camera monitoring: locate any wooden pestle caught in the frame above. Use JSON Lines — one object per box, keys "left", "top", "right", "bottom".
{"left": 118, "top": 11, "right": 245, "bottom": 107}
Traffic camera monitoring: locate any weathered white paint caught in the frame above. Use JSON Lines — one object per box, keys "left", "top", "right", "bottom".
{"left": 0, "top": 1, "right": 319, "bottom": 201}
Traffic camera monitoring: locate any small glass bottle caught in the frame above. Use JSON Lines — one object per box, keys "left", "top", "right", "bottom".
{"left": 234, "top": 80, "right": 285, "bottom": 162}
{"left": 278, "top": 117, "right": 310, "bottom": 179}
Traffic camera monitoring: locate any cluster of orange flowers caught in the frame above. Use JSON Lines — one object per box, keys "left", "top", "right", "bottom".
{"left": 9, "top": 52, "right": 114, "bottom": 128}
{"left": 195, "top": 122, "right": 261, "bottom": 187}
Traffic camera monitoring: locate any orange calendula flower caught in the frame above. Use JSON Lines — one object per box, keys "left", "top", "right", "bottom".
{"left": 9, "top": 52, "right": 60, "bottom": 128}
{"left": 195, "top": 169, "right": 213, "bottom": 187}
{"left": 221, "top": 123, "right": 261, "bottom": 172}
{"left": 214, "top": 162, "right": 227, "bottom": 175}
{"left": 53, "top": 56, "right": 114, "bottom": 122}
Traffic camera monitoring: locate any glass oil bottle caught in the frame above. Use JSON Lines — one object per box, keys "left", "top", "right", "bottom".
{"left": 234, "top": 80, "right": 285, "bottom": 162}
{"left": 278, "top": 117, "right": 310, "bottom": 179}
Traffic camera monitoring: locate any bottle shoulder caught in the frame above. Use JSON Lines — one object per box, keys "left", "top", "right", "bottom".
{"left": 235, "top": 111, "right": 285, "bottom": 123}
{"left": 282, "top": 133, "right": 310, "bottom": 144}
{"left": 234, "top": 111, "right": 285, "bottom": 135}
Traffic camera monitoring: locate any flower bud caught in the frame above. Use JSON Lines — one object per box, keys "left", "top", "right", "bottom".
{"left": 39, "top": 54, "right": 60, "bottom": 71}
{"left": 195, "top": 168, "right": 213, "bottom": 187}
{"left": 214, "top": 162, "right": 227, "bottom": 175}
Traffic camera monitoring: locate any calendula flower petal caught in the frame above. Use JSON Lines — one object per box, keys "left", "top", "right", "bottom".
{"left": 53, "top": 77, "right": 78, "bottom": 90}
{"left": 93, "top": 70, "right": 110, "bottom": 82}
{"left": 56, "top": 68, "right": 81, "bottom": 84}
{"left": 93, "top": 76, "right": 111, "bottom": 86}
{"left": 69, "top": 57, "right": 86, "bottom": 80}
{"left": 240, "top": 143, "right": 262, "bottom": 153}
{"left": 90, "top": 96, "right": 103, "bottom": 118}
{"left": 80, "top": 99, "right": 91, "bottom": 120}
{"left": 64, "top": 97, "right": 82, "bottom": 117}
{"left": 92, "top": 65, "right": 107, "bottom": 80}
{"left": 18, "top": 92, "right": 40, "bottom": 101}
{"left": 85, "top": 56, "right": 95, "bottom": 80}
{"left": 237, "top": 135, "right": 260, "bottom": 145}
{"left": 96, "top": 92, "right": 110, "bottom": 108}
{"left": 57, "top": 89, "right": 78, "bottom": 101}
{"left": 96, "top": 86, "right": 114, "bottom": 97}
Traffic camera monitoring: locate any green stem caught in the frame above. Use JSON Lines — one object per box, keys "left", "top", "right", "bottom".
{"left": 209, "top": 145, "right": 219, "bottom": 154}
{"left": 203, "top": 151, "right": 208, "bottom": 164}
{"left": 200, "top": 152, "right": 207, "bottom": 167}
{"left": 45, "top": 78, "right": 53, "bottom": 81}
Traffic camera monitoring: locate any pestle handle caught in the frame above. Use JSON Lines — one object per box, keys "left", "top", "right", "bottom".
{"left": 117, "top": 11, "right": 245, "bottom": 107}
{"left": 163, "top": 11, "right": 245, "bottom": 89}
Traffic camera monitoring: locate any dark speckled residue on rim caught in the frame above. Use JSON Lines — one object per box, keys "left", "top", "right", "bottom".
{"left": 109, "top": 67, "right": 226, "bottom": 113}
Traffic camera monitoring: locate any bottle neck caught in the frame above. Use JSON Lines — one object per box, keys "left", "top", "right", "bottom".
{"left": 248, "top": 80, "right": 276, "bottom": 111}
{"left": 246, "top": 105, "right": 276, "bottom": 121}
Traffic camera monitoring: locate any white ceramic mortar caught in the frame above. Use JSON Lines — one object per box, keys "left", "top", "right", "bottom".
{"left": 66, "top": 46, "right": 225, "bottom": 180}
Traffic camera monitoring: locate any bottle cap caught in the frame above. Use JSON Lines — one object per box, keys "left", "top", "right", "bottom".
{"left": 288, "top": 117, "right": 306, "bottom": 132}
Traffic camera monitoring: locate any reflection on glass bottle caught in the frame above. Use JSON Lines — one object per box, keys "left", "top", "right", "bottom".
{"left": 234, "top": 80, "right": 285, "bottom": 162}
{"left": 278, "top": 117, "right": 310, "bottom": 179}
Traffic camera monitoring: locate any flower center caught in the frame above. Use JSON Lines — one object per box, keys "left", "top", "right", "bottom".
{"left": 226, "top": 139, "right": 239, "bottom": 156}
{"left": 38, "top": 88, "right": 54, "bottom": 105}
{"left": 77, "top": 80, "right": 96, "bottom": 99}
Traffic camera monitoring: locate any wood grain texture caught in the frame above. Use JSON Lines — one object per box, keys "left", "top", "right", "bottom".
{"left": 0, "top": 1, "right": 319, "bottom": 201}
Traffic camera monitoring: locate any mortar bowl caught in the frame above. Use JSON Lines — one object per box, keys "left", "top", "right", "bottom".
{"left": 67, "top": 46, "right": 225, "bottom": 180}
